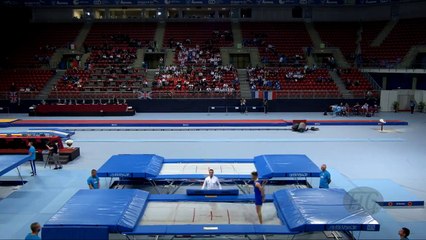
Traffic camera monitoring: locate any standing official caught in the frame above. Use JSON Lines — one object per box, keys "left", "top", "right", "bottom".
{"left": 202, "top": 169, "right": 222, "bottom": 190}
{"left": 319, "top": 164, "right": 331, "bottom": 188}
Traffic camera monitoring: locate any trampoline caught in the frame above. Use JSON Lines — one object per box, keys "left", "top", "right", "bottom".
{"left": 97, "top": 154, "right": 321, "bottom": 193}
{"left": 42, "top": 188, "right": 380, "bottom": 240}
{"left": 0, "top": 155, "right": 31, "bottom": 183}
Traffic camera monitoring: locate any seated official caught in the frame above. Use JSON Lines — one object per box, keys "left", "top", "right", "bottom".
{"left": 202, "top": 169, "right": 222, "bottom": 190}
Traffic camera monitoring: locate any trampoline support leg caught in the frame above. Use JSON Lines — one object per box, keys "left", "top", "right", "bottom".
{"left": 237, "top": 183, "right": 248, "bottom": 194}
{"left": 170, "top": 181, "right": 185, "bottom": 194}
{"left": 16, "top": 167, "right": 24, "bottom": 186}
{"left": 149, "top": 180, "right": 161, "bottom": 194}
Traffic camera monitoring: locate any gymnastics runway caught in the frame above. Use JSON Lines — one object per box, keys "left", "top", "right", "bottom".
{"left": 0, "top": 112, "right": 425, "bottom": 240}
{"left": 6, "top": 118, "right": 408, "bottom": 127}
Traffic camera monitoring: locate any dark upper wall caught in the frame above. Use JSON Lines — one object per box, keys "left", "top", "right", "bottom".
{"left": 370, "top": 73, "right": 426, "bottom": 90}
{"left": 28, "top": 1, "right": 426, "bottom": 22}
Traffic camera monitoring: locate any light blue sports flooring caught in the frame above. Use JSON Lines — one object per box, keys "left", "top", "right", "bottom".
{"left": 0, "top": 112, "right": 425, "bottom": 239}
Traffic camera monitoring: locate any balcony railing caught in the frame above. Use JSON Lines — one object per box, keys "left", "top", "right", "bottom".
{"left": 1, "top": 90, "right": 379, "bottom": 101}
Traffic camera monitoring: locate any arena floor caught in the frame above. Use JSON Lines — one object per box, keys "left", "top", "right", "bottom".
{"left": 0, "top": 112, "right": 425, "bottom": 240}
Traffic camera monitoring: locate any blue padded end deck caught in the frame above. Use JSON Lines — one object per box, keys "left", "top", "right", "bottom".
{"left": 42, "top": 226, "right": 109, "bottom": 240}
{"left": 97, "top": 154, "right": 164, "bottom": 178}
{"left": 274, "top": 188, "right": 380, "bottom": 232}
{"left": 44, "top": 189, "right": 149, "bottom": 235}
{"left": 254, "top": 154, "right": 321, "bottom": 178}
{"left": 186, "top": 189, "right": 240, "bottom": 196}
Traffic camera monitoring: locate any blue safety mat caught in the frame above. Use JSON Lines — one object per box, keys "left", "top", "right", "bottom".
{"left": 254, "top": 154, "right": 321, "bottom": 178}
{"left": 97, "top": 154, "right": 320, "bottom": 179}
{"left": 43, "top": 189, "right": 149, "bottom": 233}
{"left": 274, "top": 188, "right": 380, "bottom": 232}
{"left": 97, "top": 154, "right": 164, "bottom": 178}
{"left": 42, "top": 189, "right": 380, "bottom": 239}
{"left": 0, "top": 155, "right": 31, "bottom": 176}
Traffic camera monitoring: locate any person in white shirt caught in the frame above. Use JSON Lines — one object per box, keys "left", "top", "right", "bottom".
{"left": 202, "top": 169, "right": 222, "bottom": 190}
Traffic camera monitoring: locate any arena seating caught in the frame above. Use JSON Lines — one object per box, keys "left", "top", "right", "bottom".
{"left": 362, "top": 18, "right": 426, "bottom": 67}
{"left": 339, "top": 68, "right": 375, "bottom": 98}
{"left": 152, "top": 65, "right": 239, "bottom": 98}
{"left": 241, "top": 22, "right": 311, "bottom": 66}
{"left": 49, "top": 23, "right": 157, "bottom": 99}
{"left": 51, "top": 67, "right": 147, "bottom": 99}
{"left": 315, "top": 22, "right": 360, "bottom": 60}
{"left": 248, "top": 67, "right": 341, "bottom": 98}
{"left": 0, "top": 69, "right": 54, "bottom": 99}
{"left": 164, "top": 22, "right": 233, "bottom": 48}
{"left": 84, "top": 23, "right": 157, "bottom": 48}
{"left": 8, "top": 23, "right": 83, "bottom": 68}
{"left": 164, "top": 22, "right": 233, "bottom": 67}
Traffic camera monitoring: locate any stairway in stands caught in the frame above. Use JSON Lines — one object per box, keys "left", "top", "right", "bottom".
{"left": 49, "top": 22, "right": 92, "bottom": 69}
{"left": 231, "top": 21, "right": 243, "bottom": 48}
{"left": 305, "top": 22, "right": 322, "bottom": 48}
{"left": 145, "top": 70, "right": 157, "bottom": 92}
{"left": 329, "top": 70, "right": 353, "bottom": 99}
{"left": 370, "top": 20, "right": 397, "bottom": 47}
{"left": 36, "top": 70, "right": 65, "bottom": 100}
{"left": 238, "top": 69, "right": 251, "bottom": 99}
{"left": 133, "top": 49, "right": 145, "bottom": 69}
{"left": 155, "top": 22, "right": 166, "bottom": 49}
{"left": 75, "top": 22, "right": 92, "bottom": 50}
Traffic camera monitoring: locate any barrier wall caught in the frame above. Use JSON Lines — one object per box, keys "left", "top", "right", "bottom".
{"left": 0, "top": 99, "right": 367, "bottom": 113}
{"left": 380, "top": 90, "right": 426, "bottom": 111}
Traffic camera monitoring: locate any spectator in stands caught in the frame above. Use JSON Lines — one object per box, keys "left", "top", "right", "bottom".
{"left": 319, "top": 164, "right": 331, "bottom": 188}
{"left": 399, "top": 227, "right": 410, "bottom": 240}
{"left": 361, "top": 103, "right": 369, "bottom": 115}
{"left": 87, "top": 169, "right": 100, "bottom": 189}
{"left": 46, "top": 141, "right": 62, "bottom": 170}
{"left": 266, "top": 44, "right": 275, "bottom": 53}
{"left": 263, "top": 99, "right": 268, "bottom": 114}
{"left": 410, "top": 100, "right": 416, "bottom": 114}
{"left": 240, "top": 98, "right": 247, "bottom": 114}
{"left": 25, "top": 222, "right": 41, "bottom": 240}
{"left": 353, "top": 102, "right": 361, "bottom": 115}
{"left": 9, "top": 82, "right": 17, "bottom": 92}
{"left": 201, "top": 169, "right": 222, "bottom": 190}
{"left": 28, "top": 142, "right": 37, "bottom": 176}
{"left": 354, "top": 80, "right": 360, "bottom": 87}
{"left": 306, "top": 46, "right": 313, "bottom": 57}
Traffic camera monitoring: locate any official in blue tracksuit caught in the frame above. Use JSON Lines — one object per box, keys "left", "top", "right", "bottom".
{"left": 319, "top": 164, "right": 331, "bottom": 188}
{"left": 251, "top": 171, "right": 265, "bottom": 224}
{"left": 25, "top": 222, "right": 41, "bottom": 240}
{"left": 87, "top": 169, "right": 100, "bottom": 189}
{"left": 399, "top": 227, "right": 410, "bottom": 240}
{"left": 28, "top": 142, "right": 37, "bottom": 176}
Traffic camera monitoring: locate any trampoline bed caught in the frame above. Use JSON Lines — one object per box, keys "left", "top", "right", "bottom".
{"left": 140, "top": 202, "right": 281, "bottom": 225}
{"left": 42, "top": 188, "right": 380, "bottom": 240}
{"left": 159, "top": 163, "right": 255, "bottom": 176}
